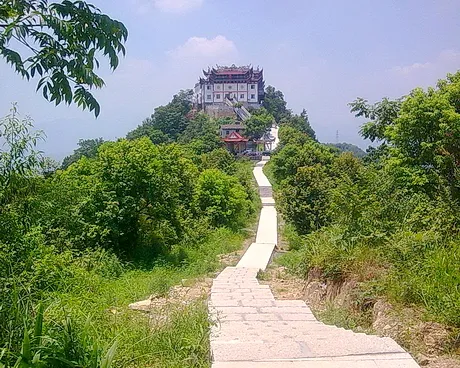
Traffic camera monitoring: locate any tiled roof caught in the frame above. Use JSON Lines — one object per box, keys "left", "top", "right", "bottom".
{"left": 223, "top": 131, "right": 248, "bottom": 142}
{"left": 220, "top": 124, "right": 245, "bottom": 129}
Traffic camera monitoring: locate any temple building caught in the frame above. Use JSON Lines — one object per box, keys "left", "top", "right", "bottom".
{"left": 194, "top": 65, "right": 265, "bottom": 108}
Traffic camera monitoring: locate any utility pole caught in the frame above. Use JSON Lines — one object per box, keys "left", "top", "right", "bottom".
{"left": 336, "top": 130, "right": 339, "bottom": 144}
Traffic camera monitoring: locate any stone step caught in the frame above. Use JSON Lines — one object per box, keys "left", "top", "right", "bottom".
{"left": 211, "top": 352, "right": 420, "bottom": 367}
{"left": 210, "top": 335, "right": 406, "bottom": 362}
{"left": 211, "top": 320, "right": 389, "bottom": 341}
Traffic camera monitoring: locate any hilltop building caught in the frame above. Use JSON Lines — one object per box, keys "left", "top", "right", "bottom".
{"left": 192, "top": 64, "right": 274, "bottom": 154}
{"left": 194, "top": 65, "right": 265, "bottom": 108}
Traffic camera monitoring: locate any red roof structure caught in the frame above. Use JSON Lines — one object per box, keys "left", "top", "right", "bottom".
{"left": 223, "top": 131, "right": 248, "bottom": 142}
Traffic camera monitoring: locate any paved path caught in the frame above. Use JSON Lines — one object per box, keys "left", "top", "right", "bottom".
{"left": 209, "top": 159, "right": 420, "bottom": 367}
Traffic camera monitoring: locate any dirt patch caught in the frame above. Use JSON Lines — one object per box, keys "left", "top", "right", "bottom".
{"left": 129, "top": 277, "right": 211, "bottom": 308}
{"left": 258, "top": 265, "right": 304, "bottom": 300}
{"left": 372, "top": 300, "right": 460, "bottom": 367}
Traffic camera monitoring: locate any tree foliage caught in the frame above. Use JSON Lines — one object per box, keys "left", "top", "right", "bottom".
{"left": 61, "top": 137, "right": 104, "bottom": 169}
{"left": 262, "top": 85, "right": 291, "bottom": 123}
{"left": 127, "top": 90, "right": 193, "bottom": 142}
{"left": 269, "top": 70, "right": 460, "bottom": 327}
{"left": 178, "top": 112, "right": 223, "bottom": 154}
{"left": 193, "top": 169, "right": 250, "bottom": 229}
{"left": 326, "top": 142, "right": 366, "bottom": 158}
{"left": 244, "top": 108, "right": 274, "bottom": 140}
{"left": 0, "top": 0, "right": 128, "bottom": 116}
{"left": 349, "top": 97, "right": 402, "bottom": 142}
{"left": 351, "top": 71, "right": 460, "bottom": 197}
{"left": 282, "top": 109, "right": 316, "bottom": 140}
{"left": 0, "top": 102, "right": 258, "bottom": 366}
{"left": 0, "top": 103, "right": 44, "bottom": 201}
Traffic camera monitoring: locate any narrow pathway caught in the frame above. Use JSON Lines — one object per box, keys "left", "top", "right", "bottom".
{"left": 208, "top": 158, "right": 420, "bottom": 367}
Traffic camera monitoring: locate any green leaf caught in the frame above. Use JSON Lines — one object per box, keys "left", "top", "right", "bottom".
{"left": 21, "top": 324, "right": 32, "bottom": 362}
{"left": 100, "top": 341, "right": 117, "bottom": 368}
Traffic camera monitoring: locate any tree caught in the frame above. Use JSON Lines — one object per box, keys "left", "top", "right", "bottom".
{"left": 350, "top": 72, "right": 460, "bottom": 197}
{"left": 193, "top": 169, "right": 249, "bottom": 229}
{"left": 326, "top": 143, "right": 366, "bottom": 158}
{"left": 0, "top": 104, "right": 44, "bottom": 201}
{"left": 61, "top": 137, "right": 104, "bottom": 169}
{"left": 126, "top": 125, "right": 170, "bottom": 145}
{"left": 349, "top": 97, "right": 402, "bottom": 142}
{"left": 278, "top": 125, "right": 311, "bottom": 148}
{"left": 128, "top": 89, "right": 193, "bottom": 141}
{"left": 270, "top": 140, "right": 335, "bottom": 184}
{"left": 283, "top": 109, "right": 316, "bottom": 139}
{"left": 178, "top": 112, "right": 223, "bottom": 154}
{"left": 244, "top": 108, "right": 274, "bottom": 140}
{"left": 389, "top": 83, "right": 460, "bottom": 195}
{"left": 0, "top": 1, "right": 128, "bottom": 116}
{"left": 262, "top": 85, "right": 291, "bottom": 123}
{"left": 278, "top": 164, "right": 332, "bottom": 234}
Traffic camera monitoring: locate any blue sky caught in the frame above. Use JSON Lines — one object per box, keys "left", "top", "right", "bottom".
{"left": 1, "top": 0, "right": 459, "bottom": 159}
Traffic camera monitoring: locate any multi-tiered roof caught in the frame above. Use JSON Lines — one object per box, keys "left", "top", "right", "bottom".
{"left": 201, "top": 64, "right": 264, "bottom": 84}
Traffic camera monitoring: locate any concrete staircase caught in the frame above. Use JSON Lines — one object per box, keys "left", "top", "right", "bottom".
{"left": 208, "top": 158, "right": 420, "bottom": 367}
{"left": 225, "top": 97, "right": 252, "bottom": 121}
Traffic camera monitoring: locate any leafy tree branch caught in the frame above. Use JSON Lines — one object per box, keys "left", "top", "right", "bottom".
{"left": 0, "top": 0, "right": 128, "bottom": 116}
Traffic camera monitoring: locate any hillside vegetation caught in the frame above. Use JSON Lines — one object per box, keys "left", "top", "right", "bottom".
{"left": 326, "top": 142, "right": 367, "bottom": 158}
{"left": 266, "top": 71, "right": 460, "bottom": 330}
{"left": 0, "top": 100, "right": 258, "bottom": 367}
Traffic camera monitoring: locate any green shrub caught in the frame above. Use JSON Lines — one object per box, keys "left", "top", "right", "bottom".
{"left": 194, "top": 169, "right": 250, "bottom": 229}
{"left": 278, "top": 165, "right": 332, "bottom": 234}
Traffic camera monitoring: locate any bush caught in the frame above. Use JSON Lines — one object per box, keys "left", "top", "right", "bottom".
{"left": 278, "top": 165, "right": 332, "bottom": 234}
{"left": 193, "top": 169, "right": 250, "bottom": 229}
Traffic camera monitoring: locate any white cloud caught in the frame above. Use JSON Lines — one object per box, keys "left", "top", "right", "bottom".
{"left": 390, "top": 49, "right": 460, "bottom": 78}
{"left": 392, "top": 62, "right": 431, "bottom": 76}
{"left": 169, "top": 35, "right": 238, "bottom": 64}
{"left": 132, "top": 0, "right": 203, "bottom": 14}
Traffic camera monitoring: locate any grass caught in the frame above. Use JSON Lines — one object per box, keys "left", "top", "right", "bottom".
{"left": 2, "top": 228, "right": 248, "bottom": 367}
{"left": 277, "top": 224, "right": 460, "bottom": 329}
{"left": 317, "top": 303, "right": 373, "bottom": 333}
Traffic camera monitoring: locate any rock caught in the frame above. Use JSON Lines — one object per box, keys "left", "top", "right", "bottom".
{"left": 181, "top": 278, "right": 194, "bottom": 287}
{"left": 128, "top": 299, "right": 152, "bottom": 312}
{"left": 416, "top": 353, "right": 431, "bottom": 366}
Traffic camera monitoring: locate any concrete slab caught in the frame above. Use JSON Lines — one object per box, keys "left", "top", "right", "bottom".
{"left": 236, "top": 243, "right": 276, "bottom": 270}
{"left": 255, "top": 207, "right": 277, "bottom": 245}
{"left": 261, "top": 197, "right": 276, "bottom": 205}
{"left": 212, "top": 353, "right": 419, "bottom": 367}
{"left": 253, "top": 166, "right": 271, "bottom": 187}
{"left": 259, "top": 186, "right": 273, "bottom": 198}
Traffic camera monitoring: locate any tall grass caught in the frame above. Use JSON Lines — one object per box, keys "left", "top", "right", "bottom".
{"left": 279, "top": 226, "right": 460, "bottom": 327}
{"left": 1, "top": 228, "right": 247, "bottom": 367}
